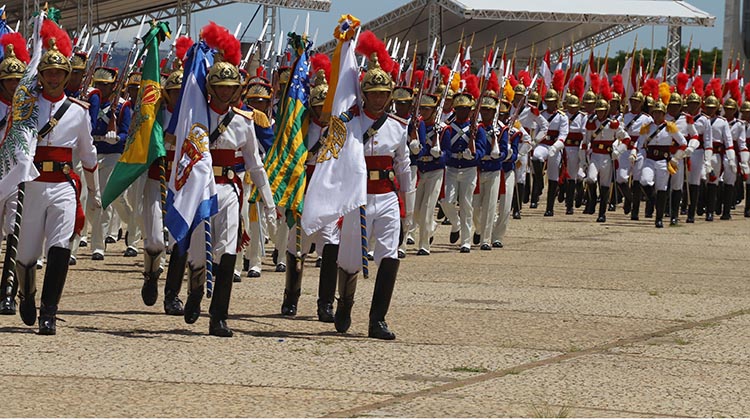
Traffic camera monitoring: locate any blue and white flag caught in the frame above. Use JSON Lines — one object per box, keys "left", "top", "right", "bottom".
{"left": 165, "top": 40, "right": 218, "bottom": 254}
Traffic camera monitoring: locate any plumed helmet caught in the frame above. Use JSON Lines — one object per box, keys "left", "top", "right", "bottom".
{"left": 39, "top": 19, "right": 72, "bottom": 74}
{"left": 126, "top": 71, "right": 142, "bottom": 87}
{"left": 419, "top": 93, "right": 439, "bottom": 108}
{"left": 70, "top": 51, "right": 87, "bottom": 71}
{"left": 651, "top": 100, "right": 667, "bottom": 113}
{"left": 163, "top": 69, "right": 183, "bottom": 91}
{"left": 527, "top": 91, "right": 540, "bottom": 106}
{"left": 309, "top": 69, "right": 328, "bottom": 107}
{"left": 566, "top": 94, "right": 580, "bottom": 109}
{"left": 39, "top": 38, "right": 71, "bottom": 74}
{"left": 594, "top": 98, "right": 609, "bottom": 111}
{"left": 582, "top": 89, "right": 597, "bottom": 104}
{"left": 452, "top": 92, "right": 475, "bottom": 108}
{"left": 361, "top": 53, "right": 394, "bottom": 93}
{"left": 208, "top": 61, "right": 241, "bottom": 87}
{"left": 513, "top": 83, "right": 526, "bottom": 96}
{"left": 668, "top": 92, "right": 683, "bottom": 106}
{"left": 685, "top": 90, "right": 702, "bottom": 104}
{"left": 544, "top": 88, "right": 559, "bottom": 102}
{"left": 610, "top": 92, "right": 621, "bottom": 103}
{"left": 629, "top": 91, "right": 644, "bottom": 102}
{"left": 703, "top": 95, "right": 720, "bottom": 108}
{"left": 246, "top": 81, "right": 272, "bottom": 101}
{"left": 0, "top": 45, "right": 26, "bottom": 80}
{"left": 740, "top": 101, "right": 750, "bottom": 113}
{"left": 392, "top": 86, "right": 414, "bottom": 102}
{"left": 92, "top": 67, "right": 118, "bottom": 84}
{"left": 481, "top": 93, "right": 499, "bottom": 110}
{"left": 278, "top": 66, "right": 292, "bottom": 85}
{"left": 724, "top": 98, "right": 738, "bottom": 110}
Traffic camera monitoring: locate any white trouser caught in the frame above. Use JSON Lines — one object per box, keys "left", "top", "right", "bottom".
{"left": 0, "top": 190, "right": 17, "bottom": 238}
{"left": 640, "top": 158, "right": 670, "bottom": 191}
{"left": 565, "top": 146, "right": 582, "bottom": 181}
{"left": 533, "top": 144, "right": 563, "bottom": 181}
{"left": 632, "top": 151, "right": 645, "bottom": 182}
{"left": 286, "top": 220, "right": 340, "bottom": 256}
{"left": 616, "top": 153, "right": 632, "bottom": 184}
{"left": 441, "top": 166, "right": 477, "bottom": 248}
{"left": 687, "top": 149, "right": 705, "bottom": 185}
{"left": 721, "top": 154, "right": 738, "bottom": 185}
{"left": 17, "top": 181, "right": 76, "bottom": 265}
{"left": 187, "top": 184, "right": 239, "bottom": 268}
{"left": 707, "top": 151, "right": 723, "bottom": 185}
{"left": 670, "top": 158, "right": 685, "bottom": 191}
{"left": 414, "top": 169, "right": 443, "bottom": 251}
{"left": 404, "top": 165, "right": 418, "bottom": 241}
{"left": 515, "top": 153, "right": 529, "bottom": 185}
{"left": 493, "top": 170, "right": 515, "bottom": 243}
{"left": 339, "top": 192, "right": 399, "bottom": 273}
{"left": 143, "top": 178, "right": 166, "bottom": 255}
{"left": 124, "top": 172, "right": 146, "bottom": 249}
{"left": 475, "top": 170, "right": 502, "bottom": 246}
{"left": 89, "top": 153, "right": 133, "bottom": 253}
{"left": 586, "top": 153, "right": 614, "bottom": 188}
{"left": 246, "top": 202, "right": 266, "bottom": 272}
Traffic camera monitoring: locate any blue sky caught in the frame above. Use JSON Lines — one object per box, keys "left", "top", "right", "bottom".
{"left": 158, "top": 0, "right": 724, "bottom": 57}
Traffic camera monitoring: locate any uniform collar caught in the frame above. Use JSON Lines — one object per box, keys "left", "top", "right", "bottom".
{"left": 363, "top": 109, "right": 384, "bottom": 120}
{"left": 210, "top": 102, "right": 230, "bottom": 115}
{"left": 42, "top": 91, "right": 65, "bottom": 102}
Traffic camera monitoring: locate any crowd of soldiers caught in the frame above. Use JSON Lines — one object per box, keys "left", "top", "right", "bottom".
{"left": 0, "top": 14, "right": 748, "bottom": 340}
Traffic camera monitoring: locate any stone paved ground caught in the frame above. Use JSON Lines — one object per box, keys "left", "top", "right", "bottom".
{"left": 1, "top": 204, "right": 749, "bottom": 417}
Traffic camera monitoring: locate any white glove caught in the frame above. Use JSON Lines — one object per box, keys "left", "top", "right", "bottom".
{"left": 673, "top": 148, "right": 686, "bottom": 161}
{"left": 462, "top": 149, "right": 473, "bottom": 160}
{"left": 611, "top": 147, "right": 621, "bottom": 160}
{"left": 628, "top": 149, "right": 637, "bottom": 165}
{"left": 408, "top": 139, "right": 421, "bottom": 155}
{"left": 83, "top": 167, "right": 102, "bottom": 211}
{"left": 264, "top": 206, "right": 278, "bottom": 232}
{"left": 704, "top": 149, "right": 714, "bottom": 176}
{"left": 430, "top": 145, "right": 441, "bottom": 158}
{"left": 104, "top": 131, "right": 119, "bottom": 145}
{"left": 726, "top": 149, "right": 737, "bottom": 173}
{"left": 740, "top": 151, "right": 750, "bottom": 179}
{"left": 578, "top": 149, "right": 587, "bottom": 167}
{"left": 518, "top": 142, "right": 532, "bottom": 156}
{"left": 686, "top": 138, "right": 700, "bottom": 156}
{"left": 549, "top": 140, "right": 564, "bottom": 157}
{"left": 490, "top": 144, "right": 501, "bottom": 159}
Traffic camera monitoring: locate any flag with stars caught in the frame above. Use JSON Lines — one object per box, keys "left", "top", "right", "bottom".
{"left": 262, "top": 35, "right": 310, "bottom": 226}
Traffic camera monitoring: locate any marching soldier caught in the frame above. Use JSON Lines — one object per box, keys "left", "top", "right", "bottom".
{"left": 391, "top": 85, "right": 415, "bottom": 258}
{"left": 703, "top": 94, "right": 734, "bottom": 221}
{"left": 740, "top": 99, "right": 750, "bottom": 217}
{"left": 632, "top": 100, "right": 689, "bottom": 228}
{"left": 683, "top": 90, "right": 712, "bottom": 222}
{"left": 510, "top": 83, "right": 547, "bottom": 218}
{"left": 491, "top": 98, "right": 524, "bottom": 248}
{"left": 65, "top": 51, "right": 89, "bottom": 99}
{"left": 622, "top": 91, "right": 653, "bottom": 220}
{"left": 665, "top": 92, "right": 698, "bottom": 225}
{"left": 16, "top": 29, "right": 102, "bottom": 334}
{"left": 564, "top": 90, "right": 587, "bottom": 214}
{"left": 334, "top": 38, "right": 413, "bottom": 340}
{"left": 721, "top": 98, "right": 746, "bottom": 220}
{"left": 534, "top": 89, "right": 568, "bottom": 216}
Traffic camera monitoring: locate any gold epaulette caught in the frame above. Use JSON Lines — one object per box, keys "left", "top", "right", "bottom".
{"left": 666, "top": 121, "right": 679, "bottom": 134}
{"left": 639, "top": 123, "right": 651, "bottom": 135}
{"left": 513, "top": 120, "right": 522, "bottom": 130}
{"left": 388, "top": 113, "right": 408, "bottom": 126}
{"left": 232, "top": 106, "right": 256, "bottom": 123}
{"left": 69, "top": 97, "right": 90, "bottom": 110}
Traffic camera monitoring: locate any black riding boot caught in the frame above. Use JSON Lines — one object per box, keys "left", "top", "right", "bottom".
{"left": 17, "top": 261, "right": 36, "bottom": 326}
{"left": 619, "top": 182, "right": 632, "bottom": 215}
{"left": 368, "top": 258, "right": 399, "bottom": 340}
{"left": 163, "top": 244, "right": 186, "bottom": 316}
{"left": 745, "top": 184, "right": 750, "bottom": 217}
{"left": 183, "top": 265, "right": 205, "bottom": 324}
{"left": 716, "top": 182, "right": 725, "bottom": 216}
{"left": 574, "top": 180, "right": 584, "bottom": 208}
{"left": 681, "top": 181, "right": 689, "bottom": 214}
{"left": 544, "top": 180, "right": 557, "bottom": 216}
{"left": 565, "top": 180, "right": 575, "bottom": 214}
{"left": 584, "top": 183, "right": 596, "bottom": 214}
{"left": 523, "top": 172, "right": 531, "bottom": 203}
{"left": 334, "top": 268, "right": 357, "bottom": 333}
{"left": 669, "top": 190, "right": 682, "bottom": 225}
{"left": 720, "top": 183, "right": 735, "bottom": 220}
{"left": 208, "top": 253, "right": 236, "bottom": 337}
{"left": 530, "top": 160, "right": 544, "bottom": 208}
{"left": 281, "top": 251, "right": 303, "bottom": 316}
{"left": 557, "top": 179, "right": 566, "bottom": 203}
{"left": 596, "top": 186, "right": 609, "bottom": 222}
{"left": 644, "top": 185, "right": 655, "bottom": 218}
{"left": 141, "top": 250, "right": 162, "bottom": 306}
{"left": 705, "top": 183, "right": 717, "bottom": 221}
{"left": 512, "top": 188, "right": 522, "bottom": 219}
{"left": 38, "top": 247, "right": 71, "bottom": 335}
{"left": 317, "top": 244, "right": 338, "bottom": 323}
{"left": 687, "top": 184, "right": 700, "bottom": 223}
{"left": 697, "top": 181, "right": 707, "bottom": 216}
{"left": 655, "top": 190, "right": 668, "bottom": 228}
{"left": 630, "top": 183, "right": 642, "bottom": 220}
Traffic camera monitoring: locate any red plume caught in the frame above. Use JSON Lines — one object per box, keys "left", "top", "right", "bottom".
{"left": 612, "top": 74, "right": 624, "bottom": 97}
{"left": 487, "top": 70, "right": 500, "bottom": 93}
{"left": 705, "top": 78, "right": 722, "bottom": 97}
{"left": 517, "top": 70, "right": 531, "bottom": 87}
{"left": 355, "top": 30, "right": 394, "bottom": 74}
{"left": 691, "top": 76, "right": 704, "bottom": 97}
{"left": 589, "top": 73, "right": 600, "bottom": 95}
{"left": 201, "top": 22, "right": 241, "bottom": 66}
{"left": 310, "top": 53, "right": 331, "bottom": 83}
{"left": 676, "top": 72, "right": 689, "bottom": 96}
{"left": 744, "top": 82, "right": 750, "bottom": 102}
{"left": 411, "top": 70, "right": 424, "bottom": 89}
{"left": 175, "top": 36, "right": 193, "bottom": 62}
{"left": 725, "top": 79, "right": 741, "bottom": 102}
{"left": 463, "top": 73, "right": 480, "bottom": 99}
{"left": 552, "top": 69, "right": 565, "bottom": 93}
{"left": 438, "top": 65, "right": 450, "bottom": 84}
{"left": 0, "top": 33, "right": 29, "bottom": 64}
{"left": 641, "top": 78, "right": 659, "bottom": 99}
{"left": 599, "top": 76, "right": 612, "bottom": 101}
{"left": 256, "top": 66, "right": 267, "bottom": 78}
{"left": 509, "top": 74, "right": 518, "bottom": 88}
{"left": 41, "top": 19, "right": 72, "bottom": 58}
{"left": 570, "top": 74, "right": 585, "bottom": 98}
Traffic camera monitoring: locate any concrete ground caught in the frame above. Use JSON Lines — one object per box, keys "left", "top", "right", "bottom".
{"left": 1, "top": 201, "right": 749, "bottom": 417}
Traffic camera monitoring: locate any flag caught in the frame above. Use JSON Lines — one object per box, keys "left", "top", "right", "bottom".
{"left": 584, "top": 49, "right": 595, "bottom": 91}
{"left": 461, "top": 44, "right": 472, "bottom": 76}
{"left": 301, "top": 15, "right": 364, "bottom": 236}
{"left": 164, "top": 40, "right": 218, "bottom": 254}
{"left": 102, "top": 22, "right": 170, "bottom": 208}
{"left": 262, "top": 34, "right": 310, "bottom": 227}
{"left": 0, "top": 7, "right": 13, "bottom": 62}
{"left": 0, "top": 14, "right": 41, "bottom": 201}
{"left": 540, "top": 49, "right": 552, "bottom": 89}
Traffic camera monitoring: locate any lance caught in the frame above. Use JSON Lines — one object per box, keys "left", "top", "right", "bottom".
{"left": 164, "top": 23, "right": 184, "bottom": 70}
{"left": 81, "top": 24, "right": 112, "bottom": 94}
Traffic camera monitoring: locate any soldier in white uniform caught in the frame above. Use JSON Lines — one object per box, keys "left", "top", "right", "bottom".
{"left": 491, "top": 99, "right": 525, "bottom": 248}
{"left": 632, "top": 100, "right": 689, "bottom": 228}
{"left": 740, "top": 101, "right": 750, "bottom": 217}
{"left": 564, "top": 93, "right": 587, "bottom": 214}
{"left": 0, "top": 35, "right": 28, "bottom": 315}
{"left": 665, "top": 92, "right": 699, "bottom": 225}
{"left": 580, "top": 99, "right": 630, "bottom": 223}
{"left": 510, "top": 85, "right": 548, "bottom": 218}
{"left": 619, "top": 92, "right": 652, "bottom": 218}
{"left": 720, "top": 98, "right": 746, "bottom": 220}
{"left": 16, "top": 34, "right": 102, "bottom": 334}
{"left": 703, "top": 95, "right": 735, "bottom": 221}
{"left": 534, "top": 89, "right": 569, "bottom": 216}
{"left": 181, "top": 55, "right": 276, "bottom": 337}
{"left": 334, "top": 53, "right": 413, "bottom": 340}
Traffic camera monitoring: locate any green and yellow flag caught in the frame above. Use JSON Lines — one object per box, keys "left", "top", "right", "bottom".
{"left": 102, "top": 22, "right": 170, "bottom": 208}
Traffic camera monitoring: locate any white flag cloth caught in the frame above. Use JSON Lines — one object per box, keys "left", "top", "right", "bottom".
{"left": 301, "top": 37, "right": 365, "bottom": 235}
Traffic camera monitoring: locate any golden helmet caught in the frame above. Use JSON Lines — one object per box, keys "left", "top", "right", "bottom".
{"left": 544, "top": 88, "right": 559, "bottom": 103}
{"left": 0, "top": 44, "right": 26, "bottom": 80}
{"left": 248, "top": 76, "right": 271, "bottom": 85}
{"left": 126, "top": 72, "right": 142, "bottom": 87}
{"left": 278, "top": 66, "right": 292, "bottom": 85}
{"left": 610, "top": 92, "right": 621, "bottom": 103}
{"left": 594, "top": 98, "right": 609, "bottom": 111}
{"left": 527, "top": 91, "right": 540, "bottom": 106}
{"left": 513, "top": 83, "right": 526, "bottom": 96}
{"left": 163, "top": 69, "right": 183, "bottom": 91}
{"left": 741, "top": 101, "right": 750, "bottom": 113}
{"left": 39, "top": 39, "right": 71, "bottom": 74}
{"left": 704, "top": 95, "right": 720, "bottom": 108}
{"left": 361, "top": 53, "right": 393, "bottom": 93}
{"left": 685, "top": 90, "right": 702, "bottom": 104}
{"left": 582, "top": 89, "right": 597, "bottom": 104}
{"left": 724, "top": 98, "right": 738, "bottom": 110}
{"left": 629, "top": 91, "right": 644, "bottom": 102}
{"left": 92, "top": 67, "right": 118, "bottom": 84}
{"left": 207, "top": 61, "right": 241, "bottom": 87}
{"left": 309, "top": 69, "right": 328, "bottom": 107}
{"left": 392, "top": 86, "right": 414, "bottom": 102}
{"left": 668, "top": 92, "right": 683, "bottom": 106}
{"left": 481, "top": 93, "right": 499, "bottom": 109}
{"left": 566, "top": 94, "right": 580, "bottom": 108}
{"left": 452, "top": 92, "right": 475, "bottom": 108}
{"left": 246, "top": 82, "right": 272, "bottom": 100}
{"left": 651, "top": 101, "right": 667, "bottom": 113}
{"left": 498, "top": 99, "right": 511, "bottom": 114}
{"left": 70, "top": 52, "right": 88, "bottom": 71}
{"left": 644, "top": 95, "right": 655, "bottom": 109}
{"left": 419, "top": 93, "right": 439, "bottom": 108}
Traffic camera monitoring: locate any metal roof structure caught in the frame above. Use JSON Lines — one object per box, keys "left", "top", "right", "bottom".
{"left": 317, "top": 0, "right": 715, "bottom": 81}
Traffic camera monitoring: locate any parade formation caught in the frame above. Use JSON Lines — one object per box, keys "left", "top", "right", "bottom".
{"left": 0, "top": 6, "right": 748, "bottom": 341}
